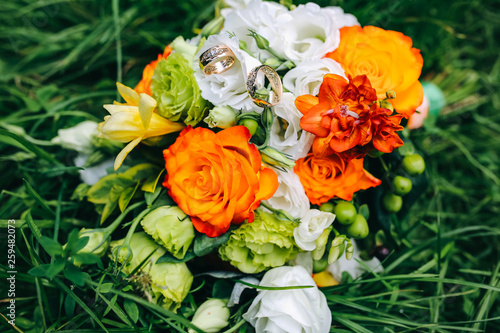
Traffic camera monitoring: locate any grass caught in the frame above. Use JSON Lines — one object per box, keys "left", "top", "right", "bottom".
{"left": 0, "top": 0, "right": 499, "bottom": 332}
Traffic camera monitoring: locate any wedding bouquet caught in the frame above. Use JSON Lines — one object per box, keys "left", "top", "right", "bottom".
{"left": 33, "top": 0, "right": 430, "bottom": 331}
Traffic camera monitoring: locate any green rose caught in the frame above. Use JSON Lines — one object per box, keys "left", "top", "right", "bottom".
{"left": 151, "top": 52, "right": 207, "bottom": 126}
{"left": 141, "top": 206, "right": 195, "bottom": 259}
{"left": 219, "top": 210, "right": 299, "bottom": 274}
{"left": 110, "top": 232, "right": 193, "bottom": 311}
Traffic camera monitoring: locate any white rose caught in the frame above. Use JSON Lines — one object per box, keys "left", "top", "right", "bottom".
{"left": 268, "top": 92, "right": 314, "bottom": 160}
{"left": 193, "top": 33, "right": 262, "bottom": 113}
{"left": 222, "top": 0, "right": 287, "bottom": 58}
{"left": 264, "top": 169, "right": 310, "bottom": 219}
{"left": 189, "top": 299, "right": 230, "bottom": 333}
{"left": 323, "top": 6, "right": 360, "bottom": 29}
{"left": 327, "top": 239, "right": 383, "bottom": 282}
{"left": 294, "top": 209, "right": 336, "bottom": 251}
{"left": 283, "top": 58, "right": 345, "bottom": 96}
{"left": 243, "top": 266, "right": 331, "bottom": 333}
{"left": 51, "top": 120, "right": 98, "bottom": 154}
{"left": 272, "top": 3, "right": 340, "bottom": 63}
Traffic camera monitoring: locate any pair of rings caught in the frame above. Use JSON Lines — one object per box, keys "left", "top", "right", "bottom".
{"left": 199, "top": 45, "right": 282, "bottom": 107}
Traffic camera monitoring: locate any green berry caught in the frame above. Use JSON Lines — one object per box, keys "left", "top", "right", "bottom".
{"left": 382, "top": 193, "right": 403, "bottom": 213}
{"left": 402, "top": 154, "right": 425, "bottom": 176}
{"left": 392, "top": 176, "right": 412, "bottom": 196}
{"left": 346, "top": 214, "right": 369, "bottom": 239}
{"left": 334, "top": 201, "right": 357, "bottom": 225}
{"left": 319, "top": 202, "right": 335, "bottom": 213}
{"left": 239, "top": 119, "right": 259, "bottom": 136}
{"left": 312, "top": 258, "right": 329, "bottom": 273}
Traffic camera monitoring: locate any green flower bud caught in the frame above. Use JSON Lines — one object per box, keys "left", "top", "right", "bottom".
{"left": 238, "top": 40, "right": 255, "bottom": 57}
{"left": 151, "top": 53, "right": 207, "bottom": 126}
{"left": 200, "top": 16, "right": 224, "bottom": 39}
{"left": 110, "top": 232, "right": 193, "bottom": 312}
{"left": 204, "top": 106, "right": 237, "bottom": 129}
{"left": 141, "top": 206, "right": 195, "bottom": 259}
{"left": 328, "top": 238, "right": 345, "bottom": 264}
{"left": 386, "top": 90, "right": 397, "bottom": 99}
{"left": 261, "top": 107, "right": 274, "bottom": 130}
{"left": 219, "top": 210, "right": 299, "bottom": 274}
{"left": 239, "top": 118, "right": 259, "bottom": 136}
{"left": 312, "top": 227, "right": 332, "bottom": 260}
{"left": 260, "top": 146, "right": 295, "bottom": 170}
{"left": 382, "top": 193, "right": 403, "bottom": 213}
{"left": 379, "top": 100, "right": 394, "bottom": 112}
{"left": 264, "top": 57, "right": 281, "bottom": 68}
{"left": 247, "top": 29, "right": 269, "bottom": 50}
{"left": 189, "top": 299, "right": 230, "bottom": 333}
{"left": 78, "top": 228, "right": 109, "bottom": 257}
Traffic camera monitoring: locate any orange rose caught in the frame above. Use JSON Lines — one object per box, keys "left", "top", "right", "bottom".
{"left": 326, "top": 26, "right": 423, "bottom": 118}
{"left": 135, "top": 46, "right": 173, "bottom": 96}
{"left": 163, "top": 126, "right": 279, "bottom": 237}
{"left": 294, "top": 153, "right": 381, "bottom": 205}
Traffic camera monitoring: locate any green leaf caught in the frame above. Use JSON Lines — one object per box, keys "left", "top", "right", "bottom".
{"left": 141, "top": 169, "right": 165, "bottom": 193}
{"left": 63, "top": 263, "right": 90, "bottom": 286}
{"left": 212, "top": 280, "right": 233, "bottom": 299}
{"left": 99, "top": 283, "right": 114, "bottom": 294}
{"left": 144, "top": 184, "right": 162, "bottom": 206}
{"left": 29, "top": 258, "right": 66, "bottom": 279}
{"left": 0, "top": 129, "right": 60, "bottom": 164}
{"left": 118, "top": 182, "right": 139, "bottom": 212}
{"left": 64, "top": 293, "right": 76, "bottom": 317}
{"left": 101, "top": 198, "right": 119, "bottom": 224}
{"left": 122, "top": 163, "right": 160, "bottom": 182}
{"left": 194, "top": 232, "right": 231, "bottom": 257}
{"left": 72, "top": 252, "right": 102, "bottom": 265}
{"left": 28, "top": 264, "right": 50, "bottom": 277}
{"left": 358, "top": 204, "right": 370, "bottom": 221}
{"left": 156, "top": 250, "right": 196, "bottom": 264}
{"left": 39, "top": 236, "right": 63, "bottom": 257}
{"left": 123, "top": 299, "right": 140, "bottom": 324}
{"left": 23, "top": 179, "right": 55, "bottom": 217}
{"left": 87, "top": 174, "right": 135, "bottom": 204}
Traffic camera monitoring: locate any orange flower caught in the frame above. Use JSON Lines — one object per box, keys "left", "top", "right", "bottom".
{"left": 370, "top": 106, "right": 404, "bottom": 153}
{"left": 294, "top": 152, "right": 381, "bottom": 205}
{"left": 296, "top": 74, "right": 377, "bottom": 157}
{"left": 135, "top": 46, "right": 173, "bottom": 96}
{"left": 326, "top": 26, "right": 423, "bottom": 118}
{"left": 163, "top": 126, "right": 279, "bottom": 237}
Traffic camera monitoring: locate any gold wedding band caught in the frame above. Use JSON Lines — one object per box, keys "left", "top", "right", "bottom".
{"left": 199, "top": 45, "right": 236, "bottom": 75}
{"left": 246, "top": 65, "right": 283, "bottom": 107}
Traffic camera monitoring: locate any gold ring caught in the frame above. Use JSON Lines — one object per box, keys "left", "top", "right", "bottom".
{"left": 199, "top": 45, "right": 236, "bottom": 75}
{"left": 246, "top": 65, "right": 283, "bottom": 107}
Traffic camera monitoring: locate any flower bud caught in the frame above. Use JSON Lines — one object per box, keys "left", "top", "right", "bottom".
{"left": 189, "top": 299, "right": 230, "bottom": 333}
{"left": 312, "top": 227, "right": 332, "bottom": 260}
{"left": 170, "top": 36, "right": 197, "bottom": 62}
{"left": 328, "top": 236, "right": 346, "bottom": 264}
{"left": 247, "top": 29, "right": 269, "bottom": 50}
{"left": 239, "top": 118, "right": 259, "bottom": 136}
{"left": 264, "top": 57, "right": 281, "bottom": 68}
{"left": 260, "top": 146, "right": 295, "bottom": 170}
{"left": 141, "top": 206, "right": 195, "bottom": 259}
{"left": 239, "top": 40, "right": 255, "bottom": 57}
{"left": 379, "top": 100, "right": 394, "bottom": 112}
{"left": 204, "top": 105, "right": 237, "bottom": 129}
{"left": 386, "top": 90, "right": 397, "bottom": 100}
{"left": 261, "top": 107, "right": 274, "bottom": 130}
{"left": 78, "top": 228, "right": 110, "bottom": 257}
{"left": 200, "top": 16, "right": 224, "bottom": 39}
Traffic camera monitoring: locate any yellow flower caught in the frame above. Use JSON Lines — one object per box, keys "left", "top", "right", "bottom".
{"left": 98, "top": 83, "right": 186, "bottom": 170}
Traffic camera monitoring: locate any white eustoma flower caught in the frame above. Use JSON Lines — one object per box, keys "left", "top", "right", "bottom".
{"left": 243, "top": 266, "right": 331, "bottom": 333}
{"left": 294, "top": 209, "right": 335, "bottom": 251}
{"left": 323, "top": 6, "right": 360, "bottom": 29}
{"left": 328, "top": 239, "right": 383, "bottom": 282}
{"left": 264, "top": 169, "right": 310, "bottom": 219}
{"left": 268, "top": 92, "right": 314, "bottom": 160}
{"left": 272, "top": 3, "right": 340, "bottom": 63}
{"left": 222, "top": 0, "right": 287, "bottom": 58}
{"left": 51, "top": 120, "right": 98, "bottom": 154}
{"left": 74, "top": 154, "right": 114, "bottom": 186}
{"left": 193, "top": 33, "right": 262, "bottom": 113}
{"left": 283, "top": 58, "right": 345, "bottom": 96}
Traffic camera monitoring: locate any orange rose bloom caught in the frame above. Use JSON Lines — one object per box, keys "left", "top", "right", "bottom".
{"left": 135, "top": 46, "right": 173, "bottom": 96}
{"left": 163, "top": 126, "right": 279, "bottom": 237}
{"left": 294, "top": 152, "right": 381, "bottom": 205}
{"left": 326, "top": 26, "right": 423, "bottom": 118}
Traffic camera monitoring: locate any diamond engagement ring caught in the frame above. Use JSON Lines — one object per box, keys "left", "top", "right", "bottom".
{"left": 199, "top": 45, "right": 236, "bottom": 75}
{"left": 246, "top": 65, "right": 283, "bottom": 107}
